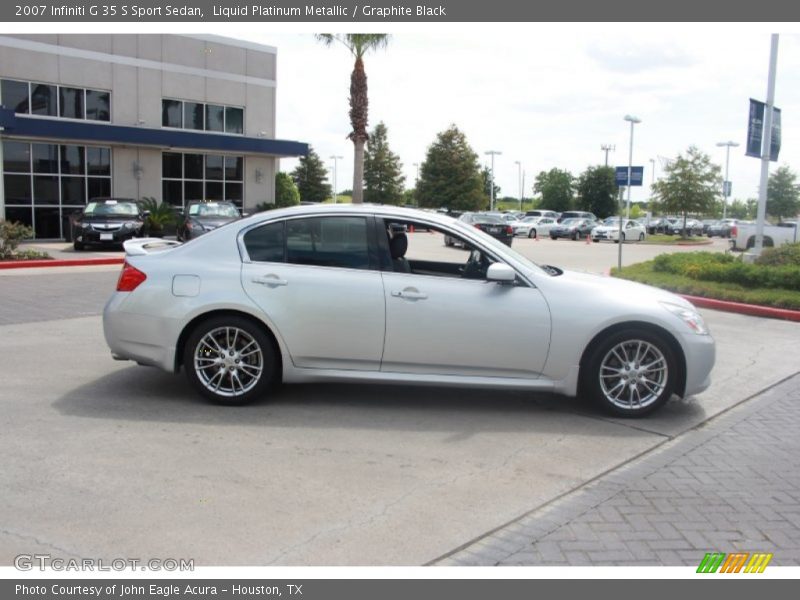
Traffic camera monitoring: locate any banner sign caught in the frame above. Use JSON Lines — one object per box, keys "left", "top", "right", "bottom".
{"left": 746, "top": 99, "right": 781, "bottom": 161}
{"left": 723, "top": 181, "right": 732, "bottom": 197}
{"left": 615, "top": 166, "right": 644, "bottom": 186}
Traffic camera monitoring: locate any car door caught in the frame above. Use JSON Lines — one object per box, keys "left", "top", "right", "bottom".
{"left": 240, "top": 215, "right": 386, "bottom": 371}
{"left": 379, "top": 234, "right": 551, "bottom": 378}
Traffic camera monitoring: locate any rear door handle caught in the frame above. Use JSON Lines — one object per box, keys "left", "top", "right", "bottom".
{"left": 252, "top": 274, "right": 288, "bottom": 287}
{"left": 391, "top": 289, "right": 427, "bottom": 300}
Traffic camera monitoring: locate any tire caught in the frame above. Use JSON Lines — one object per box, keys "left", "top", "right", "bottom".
{"left": 550, "top": 235, "right": 557, "bottom": 240}
{"left": 592, "top": 238, "right": 599, "bottom": 243}
{"left": 183, "top": 315, "right": 278, "bottom": 405}
{"left": 638, "top": 233, "right": 645, "bottom": 241}
{"left": 583, "top": 328, "right": 678, "bottom": 417}
{"left": 528, "top": 229, "right": 537, "bottom": 239}
{"left": 73, "top": 241, "right": 85, "bottom": 251}
{"left": 571, "top": 232, "right": 578, "bottom": 241}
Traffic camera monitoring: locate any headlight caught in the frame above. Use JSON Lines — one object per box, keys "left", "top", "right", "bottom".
{"left": 122, "top": 221, "right": 138, "bottom": 229}
{"left": 660, "top": 302, "right": 709, "bottom": 335}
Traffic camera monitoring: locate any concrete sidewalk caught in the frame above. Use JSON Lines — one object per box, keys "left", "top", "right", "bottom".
{"left": 434, "top": 373, "right": 800, "bottom": 566}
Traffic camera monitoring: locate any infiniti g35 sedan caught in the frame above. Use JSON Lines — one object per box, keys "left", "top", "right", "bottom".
{"left": 103, "top": 205, "right": 715, "bottom": 417}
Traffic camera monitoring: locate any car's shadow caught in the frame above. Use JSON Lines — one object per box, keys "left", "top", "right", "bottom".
{"left": 53, "top": 365, "right": 706, "bottom": 436}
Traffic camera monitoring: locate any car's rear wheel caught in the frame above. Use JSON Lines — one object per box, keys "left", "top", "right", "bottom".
{"left": 528, "top": 229, "right": 537, "bottom": 238}
{"left": 638, "top": 232, "right": 645, "bottom": 241}
{"left": 184, "top": 316, "right": 277, "bottom": 405}
{"left": 73, "top": 241, "right": 84, "bottom": 251}
{"left": 584, "top": 329, "right": 677, "bottom": 417}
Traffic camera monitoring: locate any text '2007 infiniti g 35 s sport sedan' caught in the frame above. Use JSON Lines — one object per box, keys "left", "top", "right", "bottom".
{"left": 103, "top": 204, "right": 715, "bottom": 417}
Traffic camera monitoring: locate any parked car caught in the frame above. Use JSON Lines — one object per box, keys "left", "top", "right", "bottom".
{"left": 668, "top": 218, "right": 703, "bottom": 236}
{"left": 701, "top": 219, "right": 718, "bottom": 234}
{"left": 591, "top": 218, "right": 647, "bottom": 243}
{"left": 647, "top": 217, "right": 673, "bottom": 235}
{"left": 104, "top": 204, "right": 715, "bottom": 416}
{"left": 512, "top": 216, "right": 558, "bottom": 238}
{"left": 176, "top": 201, "right": 243, "bottom": 242}
{"left": 557, "top": 210, "right": 597, "bottom": 223}
{"left": 549, "top": 218, "right": 596, "bottom": 240}
{"left": 444, "top": 213, "right": 514, "bottom": 246}
{"left": 707, "top": 218, "right": 738, "bottom": 238}
{"left": 71, "top": 198, "right": 146, "bottom": 251}
{"left": 525, "top": 210, "right": 560, "bottom": 220}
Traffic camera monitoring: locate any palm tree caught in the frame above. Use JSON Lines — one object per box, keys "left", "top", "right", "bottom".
{"left": 316, "top": 34, "right": 389, "bottom": 204}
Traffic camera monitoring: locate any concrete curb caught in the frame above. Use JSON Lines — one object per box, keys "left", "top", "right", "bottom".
{"left": 0, "top": 257, "right": 124, "bottom": 270}
{"left": 681, "top": 294, "right": 800, "bottom": 322}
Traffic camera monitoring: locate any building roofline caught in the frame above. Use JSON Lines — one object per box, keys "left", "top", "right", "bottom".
{"left": 181, "top": 34, "right": 278, "bottom": 55}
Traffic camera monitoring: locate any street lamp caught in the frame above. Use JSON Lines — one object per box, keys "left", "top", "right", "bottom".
{"left": 618, "top": 115, "right": 641, "bottom": 271}
{"left": 649, "top": 158, "right": 656, "bottom": 186}
{"left": 329, "top": 155, "right": 343, "bottom": 203}
{"left": 514, "top": 160, "right": 522, "bottom": 211}
{"left": 485, "top": 150, "right": 502, "bottom": 211}
{"left": 716, "top": 141, "right": 739, "bottom": 220}
{"left": 601, "top": 144, "right": 615, "bottom": 167}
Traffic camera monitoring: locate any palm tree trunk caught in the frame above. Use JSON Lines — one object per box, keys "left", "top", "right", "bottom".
{"left": 352, "top": 139, "right": 366, "bottom": 204}
{"left": 349, "top": 57, "right": 368, "bottom": 204}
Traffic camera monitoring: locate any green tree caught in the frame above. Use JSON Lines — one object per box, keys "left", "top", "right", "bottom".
{"left": 316, "top": 34, "right": 389, "bottom": 204}
{"left": 576, "top": 165, "right": 617, "bottom": 218}
{"left": 481, "top": 167, "right": 501, "bottom": 208}
{"left": 534, "top": 168, "right": 574, "bottom": 213}
{"left": 767, "top": 165, "right": 800, "bottom": 220}
{"left": 728, "top": 198, "right": 750, "bottom": 219}
{"left": 416, "top": 125, "right": 485, "bottom": 212}
{"left": 291, "top": 147, "right": 331, "bottom": 204}
{"left": 364, "top": 122, "right": 405, "bottom": 205}
{"left": 274, "top": 171, "right": 300, "bottom": 208}
{"left": 650, "top": 146, "right": 721, "bottom": 236}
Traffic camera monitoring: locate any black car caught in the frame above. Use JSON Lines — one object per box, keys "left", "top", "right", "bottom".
{"left": 647, "top": 217, "right": 672, "bottom": 234}
{"left": 176, "top": 201, "right": 242, "bottom": 241}
{"left": 557, "top": 210, "right": 597, "bottom": 223}
{"left": 550, "top": 218, "right": 596, "bottom": 240}
{"left": 707, "top": 219, "right": 737, "bottom": 238}
{"left": 71, "top": 198, "right": 146, "bottom": 250}
{"left": 445, "top": 213, "right": 514, "bottom": 247}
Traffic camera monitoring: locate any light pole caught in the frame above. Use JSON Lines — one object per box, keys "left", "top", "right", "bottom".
{"left": 601, "top": 144, "right": 615, "bottom": 167}
{"left": 618, "top": 115, "right": 641, "bottom": 271}
{"left": 514, "top": 160, "right": 522, "bottom": 211}
{"left": 485, "top": 150, "right": 502, "bottom": 211}
{"left": 716, "top": 141, "right": 739, "bottom": 220}
{"left": 330, "top": 155, "right": 343, "bottom": 203}
{"left": 754, "top": 34, "right": 779, "bottom": 257}
{"left": 649, "top": 158, "right": 656, "bottom": 186}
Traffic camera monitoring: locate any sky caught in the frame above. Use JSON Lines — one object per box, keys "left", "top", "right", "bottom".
{"left": 233, "top": 25, "right": 800, "bottom": 207}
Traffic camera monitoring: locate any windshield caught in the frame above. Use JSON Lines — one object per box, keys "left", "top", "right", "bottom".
{"left": 83, "top": 202, "right": 139, "bottom": 217}
{"left": 472, "top": 214, "right": 505, "bottom": 224}
{"left": 602, "top": 217, "right": 620, "bottom": 225}
{"left": 189, "top": 203, "right": 239, "bottom": 218}
{"left": 561, "top": 218, "right": 582, "bottom": 226}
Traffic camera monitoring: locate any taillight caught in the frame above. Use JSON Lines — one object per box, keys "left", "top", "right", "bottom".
{"left": 730, "top": 225, "right": 738, "bottom": 237}
{"left": 474, "top": 223, "right": 481, "bottom": 229}
{"left": 506, "top": 226, "right": 513, "bottom": 234}
{"left": 116, "top": 261, "right": 147, "bottom": 292}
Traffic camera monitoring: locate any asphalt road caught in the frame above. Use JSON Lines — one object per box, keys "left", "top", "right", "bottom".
{"left": 1, "top": 238, "right": 797, "bottom": 566}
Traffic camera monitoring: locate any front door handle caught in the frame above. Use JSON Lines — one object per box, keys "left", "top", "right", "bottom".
{"left": 391, "top": 288, "right": 428, "bottom": 300}
{"left": 252, "top": 274, "right": 288, "bottom": 287}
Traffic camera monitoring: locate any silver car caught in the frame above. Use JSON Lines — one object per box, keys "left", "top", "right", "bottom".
{"left": 104, "top": 204, "right": 715, "bottom": 416}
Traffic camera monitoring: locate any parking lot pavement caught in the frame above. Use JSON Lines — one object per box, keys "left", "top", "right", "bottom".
{"left": 435, "top": 373, "right": 800, "bottom": 566}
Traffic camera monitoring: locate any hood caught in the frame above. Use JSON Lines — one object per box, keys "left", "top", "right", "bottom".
{"left": 553, "top": 268, "right": 695, "bottom": 310}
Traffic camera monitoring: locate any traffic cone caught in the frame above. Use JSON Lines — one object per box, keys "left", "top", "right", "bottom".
{"left": 409, "top": 224, "right": 415, "bottom": 233}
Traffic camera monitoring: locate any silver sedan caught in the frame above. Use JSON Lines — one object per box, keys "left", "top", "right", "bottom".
{"left": 104, "top": 204, "right": 715, "bottom": 417}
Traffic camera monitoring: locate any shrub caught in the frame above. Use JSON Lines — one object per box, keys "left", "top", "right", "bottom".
{"left": 0, "top": 220, "right": 33, "bottom": 259}
{"left": 756, "top": 243, "right": 800, "bottom": 267}
{"left": 140, "top": 197, "right": 176, "bottom": 235}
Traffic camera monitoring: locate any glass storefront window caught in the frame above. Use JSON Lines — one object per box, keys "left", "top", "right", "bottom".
{"left": 184, "top": 153, "right": 203, "bottom": 180}
{"left": 162, "top": 151, "right": 244, "bottom": 207}
{"left": 30, "top": 83, "right": 57, "bottom": 116}
{"left": 1, "top": 79, "right": 29, "bottom": 113}
{"left": 85, "top": 90, "right": 110, "bottom": 121}
{"left": 59, "top": 87, "right": 84, "bottom": 119}
{"left": 162, "top": 99, "right": 182, "bottom": 128}
{"left": 225, "top": 107, "right": 244, "bottom": 134}
{"left": 205, "top": 155, "right": 224, "bottom": 180}
{"left": 184, "top": 102, "right": 204, "bottom": 130}
{"left": 205, "top": 104, "right": 224, "bottom": 132}
{"left": 3, "top": 141, "right": 111, "bottom": 239}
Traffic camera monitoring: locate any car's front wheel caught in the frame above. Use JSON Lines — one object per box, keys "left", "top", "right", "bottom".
{"left": 583, "top": 329, "right": 678, "bottom": 417}
{"left": 184, "top": 316, "right": 277, "bottom": 405}
{"left": 528, "top": 229, "right": 537, "bottom": 238}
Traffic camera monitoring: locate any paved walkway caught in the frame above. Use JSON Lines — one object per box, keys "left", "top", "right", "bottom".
{"left": 434, "top": 374, "right": 800, "bottom": 566}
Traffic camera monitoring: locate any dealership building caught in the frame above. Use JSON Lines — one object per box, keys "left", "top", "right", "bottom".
{"left": 0, "top": 33, "right": 308, "bottom": 239}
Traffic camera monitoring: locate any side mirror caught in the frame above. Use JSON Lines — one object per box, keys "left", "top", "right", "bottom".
{"left": 486, "top": 263, "right": 516, "bottom": 284}
{"left": 241, "top": 212, "right": 250, "bottom": 217}
{"left": 142, "top": 210, "right": 151, "bottom": 218}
